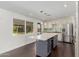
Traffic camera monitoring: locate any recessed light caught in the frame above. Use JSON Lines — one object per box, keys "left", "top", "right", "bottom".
{"left": 40, "top": 10, "right": 43, "bottom": 13}
{"left": 44, "top": 13, "right": 47, "bottom": 15}
{"left": 47, "top": 14, "right": 51, "bottom": 16}
{"left": 64, "top": 4, "right": 67, "bottom": 8}
{"left": 40, "top": 11, "right": 51, "bottom": 16}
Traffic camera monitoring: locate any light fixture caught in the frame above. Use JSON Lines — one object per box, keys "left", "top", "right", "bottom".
{"left": 64, "top": 4, "right": 67, "bottom": 8}
{"left": 47, "top": 14, "right": 51, "bottom": 16}
{"left": 40, "top": 10, "right": 43, "bottom": 13}
{"left": 44, "top": 13, "right": 51, "bottom": 16}
{"left": 40, "top": 10, "right": 51, "bottom": 16}
{"left": 44, "top": 13, "right": 47, "bottom": 15}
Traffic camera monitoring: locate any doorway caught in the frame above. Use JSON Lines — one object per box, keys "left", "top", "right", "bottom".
{"left": 37, "top": 23, "right": 42, "bottom": 35}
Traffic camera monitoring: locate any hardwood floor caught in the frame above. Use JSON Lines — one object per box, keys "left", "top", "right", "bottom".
{"left": 49, "top": 42, "right": 75, "bottom": 57}
{"left": 0, "top": 42, "right": 74, "bottom": 57}
{"left": 0, "top": 42, "right": 36, "bottom": 57}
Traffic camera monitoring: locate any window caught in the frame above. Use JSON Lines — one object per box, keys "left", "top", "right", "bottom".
{"left": 13, "top": 19, "right": 25, "bottom": 34}
{"left": 26, "top": 21, "right": 33, "bottom": 33}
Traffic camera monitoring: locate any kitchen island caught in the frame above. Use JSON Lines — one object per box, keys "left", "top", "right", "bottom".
{"left": 36, "top": 33, "right": 58, "bottom": 57}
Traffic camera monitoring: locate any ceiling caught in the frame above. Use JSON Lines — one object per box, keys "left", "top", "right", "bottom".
{"left": 0, "top": 1, "right": 76, "bottom": 21}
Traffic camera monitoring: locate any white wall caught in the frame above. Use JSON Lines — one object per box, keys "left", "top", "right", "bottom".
{"left": 0, "top": 8, "right": 42, "bottom": 54}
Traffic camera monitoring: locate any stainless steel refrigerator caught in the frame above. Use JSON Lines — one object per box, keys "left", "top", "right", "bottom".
{"left": 62, "top": 23, "right": 73, "bottom": 43}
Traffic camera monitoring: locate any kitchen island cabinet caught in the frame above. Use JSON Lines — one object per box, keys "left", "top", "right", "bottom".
{"left": 36, "top": 33, "right": 58, "bottom": 57}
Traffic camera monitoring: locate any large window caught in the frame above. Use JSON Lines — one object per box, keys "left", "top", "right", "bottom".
{"left": 26, "top": 21, "right": 33, "bottom": 33}
{"left": 13, "top": 19, "right": 25, "bottom": 34}
{"left": 13, "top": 19, "right": 34, "bottom": 35}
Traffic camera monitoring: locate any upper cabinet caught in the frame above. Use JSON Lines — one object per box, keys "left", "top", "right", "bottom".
{"left": 43, "top": 22, "right": 63, "bottom": 33}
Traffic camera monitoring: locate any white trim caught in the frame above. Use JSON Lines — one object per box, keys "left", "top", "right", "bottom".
{"left": 75, "top": 1, "right": 78, "bottom": 57}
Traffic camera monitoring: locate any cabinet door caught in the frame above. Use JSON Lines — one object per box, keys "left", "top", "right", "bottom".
{"left": 51, "top": 39, "right": 53, "bottom": 49}
{"left": 47, "top": 39, "right": 52, "bottom": 54}
{"left": 36, "top": 40, "right": 48, "bottom": 57}
{"left": 53, "top": 35, "right": 58, "bottom": 48}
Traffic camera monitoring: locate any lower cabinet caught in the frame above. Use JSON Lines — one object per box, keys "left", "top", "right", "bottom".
{"left": 53, "top": 35, "right": 58, "bottom": 48}
{"left": 36, "top": 35, "right": 58, "bottom": 57}
{"left": 36, "top": 40, "right": 50, "bottom": 57}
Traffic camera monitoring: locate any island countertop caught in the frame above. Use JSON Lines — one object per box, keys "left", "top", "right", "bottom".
{"left": 28, "top": 33, "right": 58, "bottom": 41}
{"left": 36, "top": 33, "right": 58, "bottom": 41}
